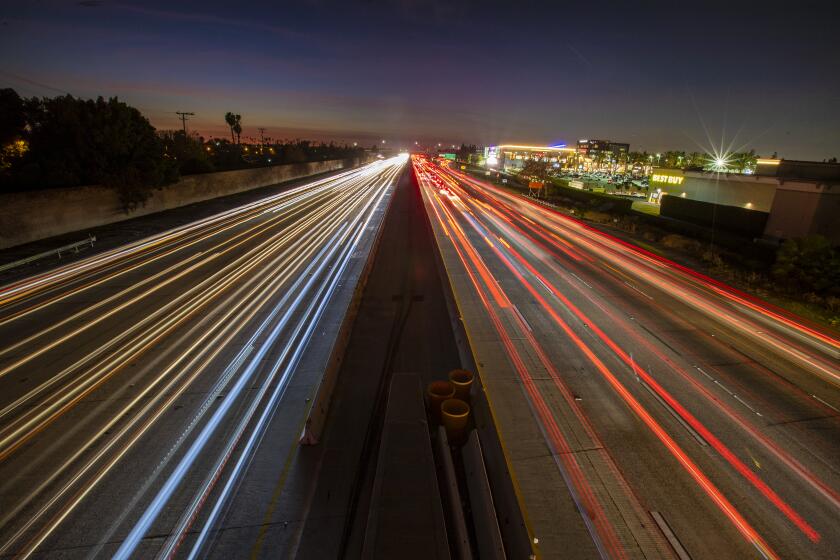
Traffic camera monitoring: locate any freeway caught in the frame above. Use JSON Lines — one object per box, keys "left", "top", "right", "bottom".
{"left": 414, "top": 156, "right": 840, "bottom": 560}
{"left": 0, "top": 155, "right": 405, "bottom": 559}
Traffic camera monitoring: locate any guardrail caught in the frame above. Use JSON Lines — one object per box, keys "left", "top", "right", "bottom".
{"left": 0, "top": 234, "right": 96, "bottom": 274}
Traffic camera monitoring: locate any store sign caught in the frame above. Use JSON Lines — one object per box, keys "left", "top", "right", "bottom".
{"left": 484, "top": 146, "right": 499, "bottom": 166}
{"left": 650, "top": 170, "right": 685, "bottom": 186}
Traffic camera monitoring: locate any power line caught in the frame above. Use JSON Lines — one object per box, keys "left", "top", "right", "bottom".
{"left": 175, "top": 111, "right": 195, "bottom": 135}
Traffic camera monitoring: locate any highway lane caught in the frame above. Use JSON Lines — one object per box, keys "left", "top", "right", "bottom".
{"left": 0, "top": 155, "right": 406, "bottom": 558}
{"left": 414, "top": 156, "right": 840, "bottom": 560}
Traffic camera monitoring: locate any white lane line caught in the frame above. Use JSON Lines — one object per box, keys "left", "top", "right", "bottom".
{"left": 536, "top": 276, "right": 553, "bottom": 294}
{"left": 694, "top": 366, "right": 763, "bottom": 417}
{"left": 570, "top": 272, "right": 593, "bottom": 289}
{"left": 511, "top": 305, "right": 532, "bottom": 332}
{"left": 812, "top": 394, "right": 840, "bottom": 414}
{"left": 623, "top": 281, "right": 653, "bottom": 300}
{"left": 650, "top": 511, "right": 692, "bottom": 560}
{"left": 638, "top": 377, "right": 708, "bottom": 447}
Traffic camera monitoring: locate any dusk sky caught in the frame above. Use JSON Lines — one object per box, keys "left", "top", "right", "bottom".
{"left": 2, "top": 0, "right": 839, "bottom": 159}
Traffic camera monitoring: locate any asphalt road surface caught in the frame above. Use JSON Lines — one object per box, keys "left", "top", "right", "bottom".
{"left": 0, "top": 156, "right": 405, "bottom": 559}
{"left": 414, "top": 156, "right": 839, "bottom": 560}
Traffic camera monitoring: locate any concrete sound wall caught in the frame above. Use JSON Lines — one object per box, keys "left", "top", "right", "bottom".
{"left": 0, "top": 157, "right": 362, "bottom": 250}
{"left": 660, "top": 194, "right": 770, "bottom": 237}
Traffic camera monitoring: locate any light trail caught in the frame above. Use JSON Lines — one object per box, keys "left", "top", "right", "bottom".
{"left": 418, "top": 158, "right": 657, "bottom": 559}
{"left": 456, "top": 182, "right": 821, "bottom": 543}
{"left": 0, "top": 156, "right": 405, "bottom": 558}
{"left": 0, "top": 165, "right": 368, "bottom": 308}
{"left": 452, "top": 173, "right": 840, "bottom": 515}
{"left": 413, "top": 157, "right": 811, "bottom": 559}
{"left": 449, "top": 168, "right": 840, "bottom": 370}
{"left": 0, "top": 171, "right": 381, "bottom": 459}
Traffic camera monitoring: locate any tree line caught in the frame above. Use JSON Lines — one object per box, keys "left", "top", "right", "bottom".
{"left": 0, "top": 89, "right": 366, "bottom": 209}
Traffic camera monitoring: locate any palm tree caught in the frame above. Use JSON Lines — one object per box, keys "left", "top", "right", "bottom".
{"left": 224, "top": 112, "right": 242, "bottom": 144}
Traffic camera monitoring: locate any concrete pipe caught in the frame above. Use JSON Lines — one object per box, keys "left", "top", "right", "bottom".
{"left": 427, "top": 381, "right": 456, "bottom": 423}
{"left": 441, "top": 398, "right": 470, "bottom": 443}
{"left": 448, "top": 369, "right": 474, "bottom": 401}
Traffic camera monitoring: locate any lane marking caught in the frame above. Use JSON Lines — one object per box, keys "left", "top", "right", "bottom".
{"left": 650, "top": 511, "right": 692, "bottom": 560}
{"left": 811, "top": 394, "right": 840, "bottom": 414}
{"left": 638, "top": 379, "right": 709, "bottom": 447}
{"left": 570, "top": 272, "right": 593, "bottom": 289}
{"left": 694, "top": 366, "right": 763, "bottom": 417}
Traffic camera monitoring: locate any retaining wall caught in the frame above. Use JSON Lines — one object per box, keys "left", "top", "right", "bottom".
{"left": 660, "top": 194, "right": 769, "bottom": 237}
{"left": 0, "top": 157, "right": 363, "bottom": 249}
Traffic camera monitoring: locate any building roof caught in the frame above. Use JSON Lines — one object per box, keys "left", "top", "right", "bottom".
{"left": 757, "top": 159, "right": 840, "bottom": 182}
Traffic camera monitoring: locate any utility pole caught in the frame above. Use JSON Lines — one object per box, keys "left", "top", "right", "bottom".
{"left": 175, "top": 111, "right": 195, "bottom": 135}
{"left": 257, "top": 127, "right": 266, "bottom": 146}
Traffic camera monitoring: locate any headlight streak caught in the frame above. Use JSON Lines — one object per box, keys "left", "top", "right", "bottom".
{"left": 0, "top": 157, "right": 405, "bottom": 558}
{"left": 122, "top": 171, "right": 396, "bottom": 560}
{"left": 0, "top": 163, "right": 375, "bottom": 332}
{"left": 415, "top": 158, "right": 784, "bottom": 560}
{"left": 177, "top": 183, "right": 391, "bottom": 560}
{"left": 112, "top": 221, "right": 353, "bottom": 560}
{"left": 0, "top": 181, "right": 367, "bottom": 547}
{"left": 0, "top": 173, "right": 375, "bottom": 459}
{"left": 0, "top": 164, "right": 369, "bottom": 308}
{"left": 0, "top": 176, "right": 359, "bottom": 410}
{"left": 85, "top": 343, "right": 255, "bottom": 560}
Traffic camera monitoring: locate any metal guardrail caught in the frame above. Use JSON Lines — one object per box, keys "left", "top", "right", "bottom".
{"left": 0, "top": 234, "right": 96, "bottom": 274}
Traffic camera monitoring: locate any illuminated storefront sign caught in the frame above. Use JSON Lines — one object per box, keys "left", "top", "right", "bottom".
{"left": 651, "top": 174, "right": 684, "bottom": 185}
{"left": 484, "top": 146, "right": 499, "bottom": 166}
{"left": 650, "top": 169, "right": 685, "bottom": 186}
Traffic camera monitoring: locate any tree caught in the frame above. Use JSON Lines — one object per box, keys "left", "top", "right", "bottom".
{"left": 224, "top": 112, "right": 242, "bottom": 144}
{"left": 520, "top": 159, "right": 549, "bottom": 181}
{"left": 159, "top": 130, "right": 214, "bottom": 175}
{"left": 456, "top": 143, "right": 476, "bottom": 162}
{"left": 731, "top": 149, "right": 757, "bottom": 173}
{"left": 1, "top": 93, "right": 177, "bottom": 209}
{"left": 772, "top": 235, "right": 840, "bottom": 297}
{"left": 0, "top": 89, "right": 28, "bottom": 170}
{"left": 0, "top": 88, "right": 26, "bottom": 146}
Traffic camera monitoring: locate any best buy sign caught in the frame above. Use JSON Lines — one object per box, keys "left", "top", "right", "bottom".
{"left": 650, "top": 170, "right": 685, "bottom": 186}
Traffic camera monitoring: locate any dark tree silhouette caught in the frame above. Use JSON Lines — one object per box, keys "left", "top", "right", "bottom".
{"left": 224, "top": 112, "right": 242, "bottom": 144}
{"left": 0, "top": 92, "right": 177, "bottom": 209}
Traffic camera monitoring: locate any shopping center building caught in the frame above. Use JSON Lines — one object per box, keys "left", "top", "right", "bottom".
{"left": 650, "top": 160, "right": 840, "bottom": 242}
{"left": 483, "top": 144, "right": 576, "bottom": 171}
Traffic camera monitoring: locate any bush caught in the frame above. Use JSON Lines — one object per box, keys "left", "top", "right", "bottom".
{"left": 772, "top": 235, "right": 840, "bottom": 297}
